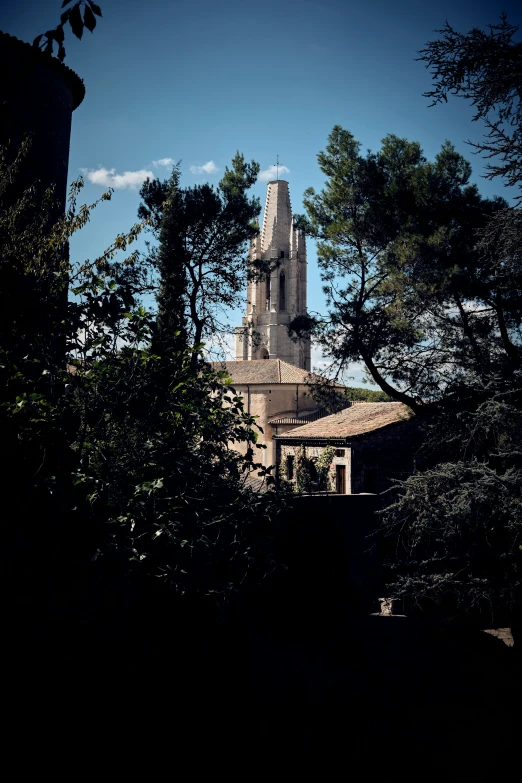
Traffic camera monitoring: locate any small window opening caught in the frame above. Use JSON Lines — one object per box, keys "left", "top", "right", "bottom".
{"left": 279, "top": 271, "right": 286, "bottom": 311}
{"left": 280, "top": 250, "right": 284, "bottom": 258}
{"left": 286, "top": 455, "right": 294, "bottom": 480}
{"left": 265, "top": 272, "right": 271, "bottom": 311}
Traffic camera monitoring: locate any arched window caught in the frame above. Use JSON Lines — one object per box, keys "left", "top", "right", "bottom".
{"left": 260, "top": 347, "right": 269, "bottom": 360}
{"left": 279, "top": 271, "right": 286, "bottom": 311}
{"left": 265, "top": 272, "right": 271, "bottom": 311}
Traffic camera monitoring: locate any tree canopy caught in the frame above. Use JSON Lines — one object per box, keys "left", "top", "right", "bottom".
{"left": 293, "top": 127, "right": 518, "bottom": 412}
{"left": 293, "top": 14, "right": 522, "bottom": 627}
{"left": 418, "top": 12, "right": 522, "bottom": 195}
{"left": 1, "top": 144, "right": 280, "bottom": 628}
{"left": 137, "top": 154, "right": 262, "bottom": 362}
{"left": 366, "top": 12, "right": 521, "bottom": 629}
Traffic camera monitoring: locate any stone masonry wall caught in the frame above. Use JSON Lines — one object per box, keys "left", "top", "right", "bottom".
{"left": 226, "top": 383, "right": 317, "bottom": 466}
{"left": 279, "top": 443, "right": 351, "bottom": 492}
{"left": 277, "top": 419, "right": 423, "bottom": 494}
{"left": 349, "top": 419, "right": 423, "bottom": 494}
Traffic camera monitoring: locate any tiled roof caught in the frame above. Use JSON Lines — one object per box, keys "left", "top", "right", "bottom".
{"left": 212, "top": 359, "right": 324, "bottom": 385}
{"left": 275, "top": 402, "right": 414, "bottom": 440}
{"left": 267, "top": 408, "right": 326, "bottom": 425}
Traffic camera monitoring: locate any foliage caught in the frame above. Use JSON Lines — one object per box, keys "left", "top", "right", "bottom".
{"left": 290, "top": 445, "right": 334, "bottom": 494}
{"left": 295, "top": 445, "right": 312, "bottom": 494}
{"left": 137, "top": 154, "right": 262, "bottom": 362}
{"left": 316, "top": 446, "right": 335, "bottom": 491}
{"left": 33, "top": 1, "right": 102, "bottom": 62}
{"left": 306, "top": 373, "right": 392, "bottom": 414}
{"left": 382, "top": 390, "right": 522, "bottom": 625}
{"left": 278, "top": 453, "right": 293, "bottom": 493}
{"left": 1, "top": 150, "right": 280, "bottom": 618}
{"left": 293, "top": 126, "right": 518, "bottom": 412}
{"left": 377, "top": 14, "right": 522, "bottom": 628}
{"left": 345, "top": 387, "right": 391, "bottom": 402}
{"left": 418, "top": 12, "right": 522, "bottom": 196}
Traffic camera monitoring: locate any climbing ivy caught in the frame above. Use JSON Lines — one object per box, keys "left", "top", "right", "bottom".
{"left": 316, "top": 446, "right": 335, "bottom": 491}
{"left": 295, "top": 445, "right": 312, "bottom": 494}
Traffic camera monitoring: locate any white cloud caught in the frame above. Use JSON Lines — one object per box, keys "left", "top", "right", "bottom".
{"left": 257, "top": 164, "right": 290, "bottom": 183}
{"left": 152, "top": 157, "right": 175, "bottom": 167}
{"left": 81, "top": 166, "right": 154, "bottom": 190}
{"left": 189, "top": 160, "right": 219, "bottom": 175}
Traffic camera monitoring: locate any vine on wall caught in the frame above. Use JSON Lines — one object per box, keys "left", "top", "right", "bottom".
{"left": 316, "top": 445, "right": 335, "bottom": 491}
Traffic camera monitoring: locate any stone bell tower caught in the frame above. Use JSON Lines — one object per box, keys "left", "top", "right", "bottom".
{"left": 234, "top": 179, "right": 311, "bottom": 370}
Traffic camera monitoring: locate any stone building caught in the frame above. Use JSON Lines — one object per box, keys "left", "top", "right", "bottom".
{"left": 234, "top": 179, "right": 311, "bottom": 370}
{"left": 212, "top": 358, "right": 326, "bottom": 466}
{"left": 274, "top": 402, "right": 421, "bottom": 494}
{"left": 215, "top": 178, "right": 325, "bottom": 466}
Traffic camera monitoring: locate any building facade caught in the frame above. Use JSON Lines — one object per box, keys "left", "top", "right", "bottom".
{"left": 234, "top": 179, "right": 311, "bottom": 370}
{"left": 212, "top": 359, "right": 322, "bottom": 467}
{"left": 274, "top": 402, "right": 422, "bottom": 494}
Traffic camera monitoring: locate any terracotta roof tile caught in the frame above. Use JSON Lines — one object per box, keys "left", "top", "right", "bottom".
{"left": 211, "top": 359, "right": 331, "bottom": 386}
{"left": 275, "top": 402, "right": 413, "bottom": 440}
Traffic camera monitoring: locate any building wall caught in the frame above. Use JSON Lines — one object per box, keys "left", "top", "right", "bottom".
{"left": 349, "top": 419, "right": 422, "bottom": 494}
{"left": 275, "top": 419, "right": 423, "bottom": 494}
{"left": 227, "top": 382, "right": 317, "bottom": 466}
{"left": 279, "top": 443, "right": 351, "bottom": 492}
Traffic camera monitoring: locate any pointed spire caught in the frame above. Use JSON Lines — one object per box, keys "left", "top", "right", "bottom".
{"left": 260, "top": 179, "right": 292, "bottom": 253}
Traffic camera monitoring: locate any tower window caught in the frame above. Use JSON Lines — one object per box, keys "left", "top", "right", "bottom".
{"left": 280, "top": 250, "right": 284, "bottom": 258}
{"left": 279, "top": 271, "right": 286, "bottom": 311}
{"left": 265, "top": 272, "right": 271, "bottom": 311}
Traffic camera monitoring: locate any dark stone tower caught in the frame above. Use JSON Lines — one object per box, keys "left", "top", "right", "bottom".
{"left": 0, "top": 30, "right": 85, "bottom": 217}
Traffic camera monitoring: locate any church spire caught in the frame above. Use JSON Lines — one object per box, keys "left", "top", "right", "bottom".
{"left": 234, "top": 178, "right": 311, "bottom": 370}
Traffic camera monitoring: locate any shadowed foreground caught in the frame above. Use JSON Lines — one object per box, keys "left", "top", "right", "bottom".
{"left": 5, "top": 570, "right": 520, "bottom": 779}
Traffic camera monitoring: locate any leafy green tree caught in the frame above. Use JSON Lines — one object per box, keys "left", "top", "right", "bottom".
{"left": 295, "top": 115, "right": 522, "bottom": 628}
{"left": 306, "top": 373, "right": 392, "bottom": 413}
{"left": 382, "top": 389, "right": 522, "bottom": 627}
{"left": 418, "top": 13, "right": 522, "bottom": 372}
{"left": 138, "top": 154, "right": 261, "bottom": 363}
{"left": 316, "top": 446, "right": 335, "bottom": 491}
{"left": 294, "top": 445, "right": 313, "bottom": 494}
{"left": 418, "top": 12, "right": 522, "bottom": 195}
{"left": 377, "top": 16, "right": 522, "bottom": 631}
{"left": 1, "top": 152, "right": 279, "bottom": 626}
{"left": 293, "top": 126, "right": 516, "bottom": 411}
{"left": 345, "top": 387, "right": 391, "bottom": 403}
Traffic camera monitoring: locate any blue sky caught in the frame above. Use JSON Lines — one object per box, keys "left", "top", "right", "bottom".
{"left": 2, "top": 0, "right": 521, "bottom": 383}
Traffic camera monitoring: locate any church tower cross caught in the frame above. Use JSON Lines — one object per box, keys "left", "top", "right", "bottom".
{"left": 274, "top": 154, "right": 282, "bottom": 181}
